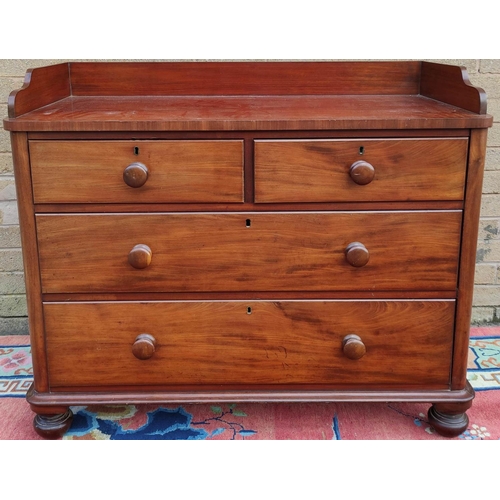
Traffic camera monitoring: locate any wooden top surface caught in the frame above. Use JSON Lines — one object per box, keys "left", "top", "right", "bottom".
{"left": 3, "top": 61, "right": 493, "bottom": 131}
{"left": 3, "top": 94, "right": 491, "bottom": 131}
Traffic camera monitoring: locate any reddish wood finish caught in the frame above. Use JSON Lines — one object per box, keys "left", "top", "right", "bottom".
{"left": 26, "top": 129, "right": 472, "bottom": 140}
{"left": 254, "top": 138, "right": 468, "bottom": 203}
{"left": 452, "top": 129, "right": 489, "bottom": 389}
{"left": 33, "top": 201, "right": 464, "bottom": 213}
{"left": 349, "top": 161, "right": 375, "bottom": 185}
{"left": 421, "top": 61, "right": 488, "bottom": 114}
{"left": 43, "top": 300, "right": 455, "bottom": 388}
{"left": 7, "top": 63, "right": 70, "bottom": 118}
{"left": 5, "top": 62, "right": 491, "bottom": 132}
{"left": 123, "top": 162, "right": 148, "bottom": 188}
{"left": 428, "top": 394, "right": 474, "bottom": 438}
{"left": 4, "top": 95, "right": 491, "bottom": 132}
{"left": 132, "top": 334, "right": 157, "bottom": 360}
{"left": 68, "top": 61, "right": 421, "bottom": 96}
{"left": 36, "top": 211, "right": 462, "bottom": 293}
{"left": 26, "top": 382, "right": 476, "bottom": 405}
{"left": 345, "top": 242, "right": 370, "bottom": 268}
{"left": 128, "top": 244, "right": 152, "bottom": 269}
{"left": 41, "top": 290, "right": 459, "bottom": 301}
{"left": 30, "top": 140, "right": 244, "bottom": 204}
{"left": 342, "top": 334, "right": 367, "bottom": 360}
{"left": 4, "top": 61, "right": 492, "bottom": 438}
{"left": 10, "top": 133, "right": 49, "bottom": 392}
{"left": 33, "top": 410, "right": 73, "bottom": 440}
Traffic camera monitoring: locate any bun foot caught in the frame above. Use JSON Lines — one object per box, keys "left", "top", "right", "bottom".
{"left": 427, "top": 403, "right": 470, "bottom": 438}
{"left": 33, "top": 409, "right": 74, "bottom": 439}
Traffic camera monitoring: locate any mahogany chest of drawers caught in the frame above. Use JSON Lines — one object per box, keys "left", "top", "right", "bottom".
{"left": 4, "top": 61, "right": 492, "bottom": 438}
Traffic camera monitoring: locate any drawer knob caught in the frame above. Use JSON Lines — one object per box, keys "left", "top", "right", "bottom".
{"left": 123, "top": 162, "right": 149, "bottom": 188}
{"left": 349, "top": 161, "right": 375, "bottom": 185}
{"left": 128, "top": 244, "right": 152, "bottom": 269}
{"left": 345, "top": 242, "right": 370, "bottom": 267}
{"left": 342, "top": 334, "right": 366, "bottom": 360}
{"left": 132, "top": 333, "right": 156, "bottom": 360}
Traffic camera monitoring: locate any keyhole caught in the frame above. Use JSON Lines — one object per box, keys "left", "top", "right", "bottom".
{"left": 359, "top": 146, "right": 364, "bottom": 155}
{"left": 246, "top": 219, "right": 251, "bottom": 228}
{"left": 247, "top": 306, "right": 252, "bottom": 314}
{"left": 134, "top": 146, "right": 140, "bottom": 155}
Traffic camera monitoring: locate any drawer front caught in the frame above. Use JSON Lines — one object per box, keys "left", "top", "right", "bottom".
{"left": 254, "top": 138, "right": 467, "bottom": 203}
{"left": 44, "top": 300, "right": 454, "bottom": 388}
{"left": 37, "top": 211, "right": 461, "bottom": 293}
{"left": 30, "top": 140, "right": 244, "bottom": 203}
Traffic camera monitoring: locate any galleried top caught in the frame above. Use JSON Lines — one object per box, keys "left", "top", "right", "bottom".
{"left": 3, "top": 61, "right": 493, "bottom": 132}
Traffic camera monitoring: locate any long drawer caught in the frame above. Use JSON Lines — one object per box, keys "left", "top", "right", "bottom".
{"left": 44, "top": 300, "right": 455, "bottom": 388}
{"left": 36, "top": 211, "right": 462, "bottom": 293}
{"left": 254, "top": 138, "right": 468, "bottom": 203}
{"left": 29, "top": 140, "right": 244, "bottom": 203}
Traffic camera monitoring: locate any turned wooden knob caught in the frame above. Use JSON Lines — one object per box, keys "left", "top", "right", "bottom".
{"left": 123, "top": 162, "right": 148, "bottom": 188}
{"left": 349, "top": 161, "right": 375, "bottom": 185}
{"left": 345, "top": 242, "right": 370, "bottom": 267}
{"left": 132, "top": 333, "right": 156, "bottom": 360}
{"left": 128, "top": 244, "right": 152, "bottom": 269}
{"left": 342, "top": 334, "right": 366, "bottom": 360}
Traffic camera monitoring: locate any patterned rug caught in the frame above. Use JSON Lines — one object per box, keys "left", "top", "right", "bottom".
{"left": 2, "top": 327, "right": 500, "bottom": 440}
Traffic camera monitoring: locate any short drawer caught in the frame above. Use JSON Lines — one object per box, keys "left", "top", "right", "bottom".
{"left": 36, "top": 211, "right": 462, "bottom": 293}
{"left": 29, "top": 140, "right": 244, "bottom": 203}
{"left": 44, "top": 300, "right": 454, "bottom": 389}
{"left": 254, "top": 138, "right": 468, "bottom": 203}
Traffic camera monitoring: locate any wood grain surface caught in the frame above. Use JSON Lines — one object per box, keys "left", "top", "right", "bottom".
{"left": 43, "top": 300, "right": 455, "bottom": 388}
{"left": 255, "top": 138, "right": 468, "bottom": 202}
{"left": 452, "top": 129, "right": 489, "bottom": 388}
{"left": 5, "top": 61, "right": 492, "bottom": 131}
{"left": 30, "top": 140, "right": 244, "bottom": 203}
{"left": 7, "top": 63, "right": 70, "bottom": 118}
{"left": 68, "top": 61, "right": 421, "bottom": 96}
{"left": 36, "top": 211, "right": 462, "bottom": 293}
{"left": 10, "top": 133, "right": 49, "bottom": 391}
{"left": 5, "top": 95, "right": 491, "bottom": 131}
{"left": 421, "top": 61, "right": 488, "bottom": 114}
{"left": 4, "top": 61, "right": 491, "bottom": 425}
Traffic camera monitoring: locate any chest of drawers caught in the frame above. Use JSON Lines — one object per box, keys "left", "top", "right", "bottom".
{"left": 4, "top": 61, "right": 492, "bottom": 438}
